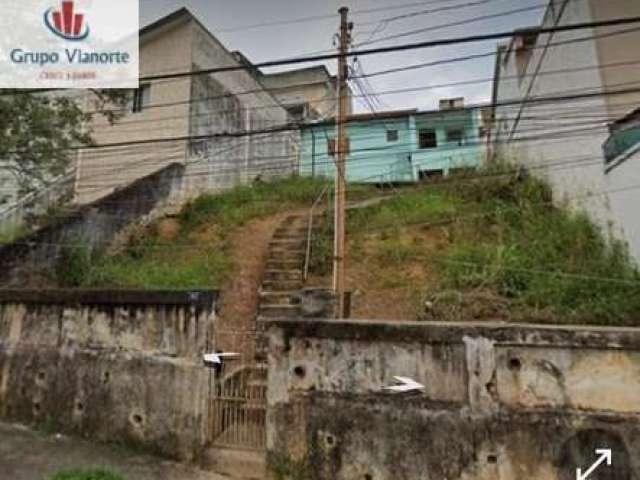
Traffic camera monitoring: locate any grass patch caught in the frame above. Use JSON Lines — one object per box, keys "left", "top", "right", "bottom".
{"left": 438, "top": 173, "right": 640, "bottom": 324}
{"left": 63, "top": 176, "right": 365, "bottom": 289}
{"left": 50, "top": 468, "right": 123, "bottom": 480}
{"left": 348, "top": 189, "right": 460, "bottom": 233}
{"left": 310, "top": 165, "right": 640, "bottom": 325}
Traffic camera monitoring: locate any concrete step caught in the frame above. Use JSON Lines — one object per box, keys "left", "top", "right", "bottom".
{"left": 203, "top": 446, "right": 266, "bottom": 480}
{"left": 259, "top": 291, "right": 301, "bottom": 305}
{"left": 258, "top": 304, "right": 301, "bottom": 318}
{"left": 267, "top": 251, "right": 305, "bottom": 259}
{"left": 261, "top": 280, "right": 303, "bottom": 291}
{"left": 263, "top": 269, "right": 302, "bottom": 282}
{"left": 265, "top": 259, "right": 303, "bottom": 270}
{"left": 272, "top": 228, "right": 308, "bottom": 238}
{"left": 269, "top": 239, "right": 306, "bottom": 249}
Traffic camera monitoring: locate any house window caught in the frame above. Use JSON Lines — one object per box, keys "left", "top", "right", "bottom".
{"left": 419, "top": 169, "right": 444, "bottom": 181}
{"left": 446, "top": 129, "right": 464, "bottom": 146}
{"left": 418, "top": 129, "right": 437, "bottom": 149}
{"left": 287, "top": 105, "right": 306, "bottom": 122}
{"left": 386, "top": 130, "right": 399, "bottom": 142}
{"left": 131, "top": 84, "right": 151, "bottom": 113}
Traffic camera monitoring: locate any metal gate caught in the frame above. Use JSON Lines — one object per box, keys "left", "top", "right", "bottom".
{"left": 209, "top": 361, "right": 267, "bottom": 450}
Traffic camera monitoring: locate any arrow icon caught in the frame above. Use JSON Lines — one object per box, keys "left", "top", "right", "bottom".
{"left": 383, "top": 376, "right": 425, "bottom": 393}
{"left": 576, "top": 449, "right": 612, "bottom": 480}
{"left": 202, "top": 352, "right": 240, "bottom": 367}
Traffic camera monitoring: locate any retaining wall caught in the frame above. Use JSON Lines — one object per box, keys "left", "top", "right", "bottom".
{"left": 0, "top": 163, "right": 184, "bottom": 286}
{"left": 0, "top": 289, "right": 216, "bottom": 461}
{"left": 267, "top": 319, "right": 640, "bottom": 480}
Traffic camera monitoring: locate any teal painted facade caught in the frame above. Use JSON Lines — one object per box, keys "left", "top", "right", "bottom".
{"left": 300, "top": 109, "right": 484, "bottom": 183}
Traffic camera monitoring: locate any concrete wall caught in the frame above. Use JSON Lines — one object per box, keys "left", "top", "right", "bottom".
{"left": 258, "top": 67, "right": 344, "bottom": 120}
{"left": 185, "top": 21, "right": 297, "bottom": 195}
{"left": 267, "top": 318, "right": 640, "bottom": 479}
{"left": 0, "top": 163, "right": 184, "bottom": 287}
{"left": 0, "top": 289, "right": 216, "bottom": 461}
{"left": 605, "top": 145, "right": 640, "bottom": 263}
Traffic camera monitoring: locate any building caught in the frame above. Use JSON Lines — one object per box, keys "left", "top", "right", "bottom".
{"left": 299, "top": 100, "right": 485, "bottom": 184}
{"left": 488, "top": 0, "right": 640, "bottom": 259}
{"left": 75, "top": 8, "right": 297, "bottom": 204}
{"left": 603, "top": 108, "right": 640, "bottom": 260}
{"left": 255, "top": 65, "right": 351, "bottom": 122}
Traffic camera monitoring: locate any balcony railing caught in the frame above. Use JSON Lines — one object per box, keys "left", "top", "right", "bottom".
{"left": 603, "top": 124, "right": 640, "bottom": 166}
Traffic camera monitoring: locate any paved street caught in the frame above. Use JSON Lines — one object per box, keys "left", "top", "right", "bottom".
{"left": 0, "top": 422, "right": 227, "bottom": 480}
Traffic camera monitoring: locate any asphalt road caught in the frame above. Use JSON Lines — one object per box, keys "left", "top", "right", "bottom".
{"left": 0, "top": 422, "right": 227, "bottom": 480}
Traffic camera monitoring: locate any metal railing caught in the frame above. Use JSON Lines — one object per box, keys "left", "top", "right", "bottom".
{"left": 303, "top": 183, "right": 330, "bottom": 281}
{"left": 604, "top": 124, "right": 640, "bottom": 165}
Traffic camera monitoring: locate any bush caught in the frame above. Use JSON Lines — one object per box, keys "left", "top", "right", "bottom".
{"left": 50, "top": 468, "right": 123, "bottom": 480}
{"left": 55, "top": 238, "right": 94, "bottom": 287}
{"left": 439, "top": 168, "right": 640, "bottom": 324}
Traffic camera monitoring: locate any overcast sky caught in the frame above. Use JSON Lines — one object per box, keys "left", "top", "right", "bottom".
{"left": 140, "top": 0, "right": 546, "bottom": 113}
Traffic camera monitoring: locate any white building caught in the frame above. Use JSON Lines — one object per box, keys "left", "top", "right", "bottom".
{"left": 489, "top": 0, "right": 640, "bottom": 261}
{"left": 76, "top": 7, "right": 297, "bottom": 204}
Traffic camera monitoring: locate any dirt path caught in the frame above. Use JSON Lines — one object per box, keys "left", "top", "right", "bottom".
{"left": 215, "top": 210, "right": 306, "bottom": 359}
{"left": 0, "top": 422, "right": 227, "bottom": 480}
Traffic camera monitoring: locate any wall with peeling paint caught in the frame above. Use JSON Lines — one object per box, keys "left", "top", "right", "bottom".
{"left": 0, "top": 290, "right": 216, "bottom": 462}
{"left": 266, "top": 319, "right": 640, "bottom": 480}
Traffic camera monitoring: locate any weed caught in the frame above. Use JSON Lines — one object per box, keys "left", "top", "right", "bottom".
{"left": 55, "top": 236, "right": 94, "bottom": 287}
{"left": 438, "top": 168, "right": 640, "bottom": 325}
{"left": 267, "top": 451, "right": 313, "bottom": 480}
{"left": 50, "top": 468, "right": 123, "bottom": 480}
{"left": 75, "top": 176, "right": 336, "bottom": 289}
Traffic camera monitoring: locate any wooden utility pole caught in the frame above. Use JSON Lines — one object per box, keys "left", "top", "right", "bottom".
{"left": 333, "top": 6, "right": 350, "bottom": 318}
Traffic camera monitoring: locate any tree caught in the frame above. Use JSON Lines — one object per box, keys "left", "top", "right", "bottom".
{"left": 0, "top": 90, "right": 128, "bottom": 205}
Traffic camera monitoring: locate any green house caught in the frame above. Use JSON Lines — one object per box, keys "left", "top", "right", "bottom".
{"left": 299, "top": 103, "right": 485, "bottom": 183}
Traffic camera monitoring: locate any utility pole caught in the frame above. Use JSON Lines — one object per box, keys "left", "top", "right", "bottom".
{"left": 333, "top": 6, "right": 350, "bottom": 318}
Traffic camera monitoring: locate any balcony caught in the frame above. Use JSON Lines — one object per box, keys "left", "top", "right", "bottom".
{"left": 604, "top": 121, "right": 640, "bottom": 171}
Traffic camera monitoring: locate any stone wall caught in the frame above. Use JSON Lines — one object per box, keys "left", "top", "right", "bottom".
{"left": 267, "top": 319, "right": 640, "bottom": 479}
{"left": 0, "top": 163, "right": 184, "bottom": 286}
{"left": 0, "top": 289, "right": 216, "bottom": 461}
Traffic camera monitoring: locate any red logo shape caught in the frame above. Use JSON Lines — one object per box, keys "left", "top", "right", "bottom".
{"left": 44, "top": 1, "right": 90, "bottom": 41}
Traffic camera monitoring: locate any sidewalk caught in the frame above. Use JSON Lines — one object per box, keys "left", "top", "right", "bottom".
{"left": 0, "top": 422, "right": 228, "bottom": 480}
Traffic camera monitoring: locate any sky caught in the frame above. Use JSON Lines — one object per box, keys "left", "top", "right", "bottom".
{"left": 140, "top": 0, "right": 547, "bottom": 113}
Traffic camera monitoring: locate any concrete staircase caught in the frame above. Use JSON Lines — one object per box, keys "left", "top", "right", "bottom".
{"left": 256, "top": 214, "right": 309, "bottom": 360}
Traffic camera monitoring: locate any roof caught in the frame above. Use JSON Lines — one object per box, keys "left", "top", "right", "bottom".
{"left": 304, "top": 106, "right": 475, "bottom": 129}
{"left": 139, "top": 7, "right": 192, "bottom": 38}
{"left": 347, "top": 109, "right": 418, "bottom": 122}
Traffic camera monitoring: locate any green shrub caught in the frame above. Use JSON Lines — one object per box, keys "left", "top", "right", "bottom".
{"left": 439, "top": 169, "right": 640, "bottom": 324}
{"left": 50, "top": 468, "right": 123, "bottom": 480}
{"left": 55, "top": 238, "right": 94, "bottom": 287}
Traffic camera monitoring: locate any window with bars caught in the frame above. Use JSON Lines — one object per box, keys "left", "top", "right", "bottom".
{"left": 418, "top": 129, "right": 437, "bottom": 149}
{"left": 446, "top": 129, "right": 464, "bottom": 146}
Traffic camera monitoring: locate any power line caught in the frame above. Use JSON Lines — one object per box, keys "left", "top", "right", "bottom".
{"left": 3, "top": 85, "right": 639, "bottom": 159}
{"left": 355, "top": 1, "right": 549, "bottom": 47}
{"left": 134, "top": 15, "right": 640, "bottom": 81}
